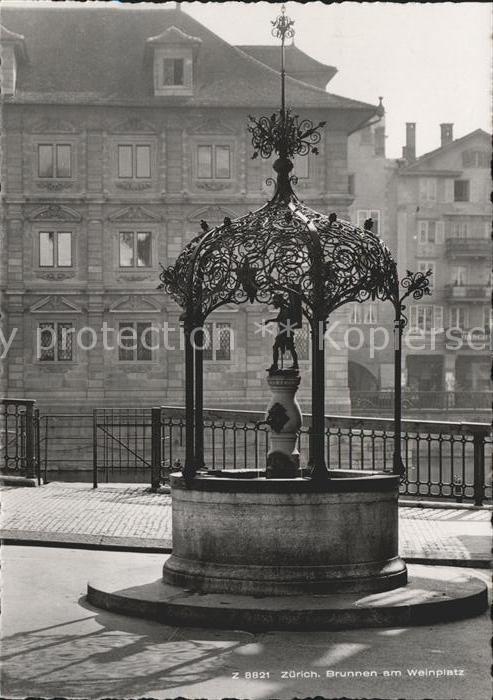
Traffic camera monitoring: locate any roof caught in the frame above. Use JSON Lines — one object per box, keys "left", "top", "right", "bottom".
{"left": 237, "top": 44, "right": 337, "bottom": 89}
{"left": 0, "top": 22, "right": 28, "bottom": 61}
{"left": 401, "top": 128, "right": 491, "bottom": 173}
{"left": 0, "top": 4, "right": 375, "bottom": 114}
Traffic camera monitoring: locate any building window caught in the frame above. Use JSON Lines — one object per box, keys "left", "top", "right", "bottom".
{"left": 451, "top": 265, "right": 468, "bottom": 286}
{"left": 454, "top": 179, "right": 470, "bottom": 202}
{"left": 117, "top": 145, "right": 151, "bottom": 179}
{"left": 203, "top": 322, "right": 232, "bottom": 361}
{"left": 483, "top": 306, "right": 492, "bottom": 332}
{"left": 417, "top": 221, "right": 444, "bottom": 244}
{"left": 419, "top": 178, "right": 437, "bottom": 202}
{"left": 357, "top": 210, "right": 381, "bottom": 236}
{"left": 417, "top": 261, "right": 435, "bottom": 290}
{"left": 118, "top": 322, "right": 153, "bottom": 361}
{"left": 39, "top": 231, "right": 72, "bottom": 267}
{"left": 292, "top": 154, "right": 309, "bottom": 179}
{"left": 162, "top": 58, "right": 184, "bottom": 86}
{"left": 363, "top": 303, "right": 378, "bottom": 324}
{"left": 462, "top": 150, "right": 489, "bottom": 168}
{"left": 38, "top": 322, "right": 74, "bottom": 361}
{"left": 38, "top": 144, "right": 71, "bottom": 178}
{"left": 197, "top": 145, "right": 231, "bottom": 179}
{"left": 296, "top": 323, "right": 310, "bottom": 361}
{"left": 349, "top": 304, "right": 361, "bottom": 324}
{"left": 348, "top": 174, "right": 355, "bottom": 196}
{"left": 409, "top": 305, "right": 443, "bottom": 332}
{"left": 119, "top": 232, "right": 152, "bottom": 268}
{"left": 348, "top": 303, "right": 377, "bottom": 324}
{"left": 449, "top": 306, "right": 468, "bottom": 330}
{"left": 450, "top": 221, "right": 469, "bottom": 238}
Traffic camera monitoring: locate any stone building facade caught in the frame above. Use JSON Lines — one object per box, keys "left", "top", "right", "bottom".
{"left": 346, "top": 105, "right": 398, "bottom": 397}
{"left": 396, "top": 125, "right": 490, "bottom": 408}
{"left": 0, "top": 3, "right": 380, "bottom": 414}
{"left": 346, "top": 119, "right": 490, "bottom": 419}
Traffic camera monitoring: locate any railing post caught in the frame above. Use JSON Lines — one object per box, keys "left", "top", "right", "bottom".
{"left": 151, "top": 406, "right": 162, "bottom": 491}
{"left": 473, "top": 431, "right": 486, "bottom": 507}
{"left": 34, "top": 408, "right": 41, "bottom": 485}
{"left": 92, "top": 408, "right": 98, "bottom": 489}
{"left": 24, "top": 401, "right": 35, "bottom": 479}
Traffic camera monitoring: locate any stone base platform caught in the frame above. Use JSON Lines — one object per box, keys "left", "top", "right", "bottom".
{"left": 87, "top": 563, "right": 488, "bottom": 631}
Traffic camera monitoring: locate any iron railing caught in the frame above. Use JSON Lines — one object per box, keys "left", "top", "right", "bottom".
{"left": 0, "top": 398, "right": 39, "bottom": 481}
{"left": 93, "top": 408, "right": 154, "bottom": 486}
{"left": 156, "top": 406, "right": 491, "bottom": 505}
{"left": 38, "top": 413, "right": 94, "bottom": 483}
{"left": 3, "top": 400, "right": 490, "bottom": 505}
{"left": 445, "top": 238, "right": 490, "bottom": 257}
{"left": 350, "top": 389, "right": 492, "bottom": 412}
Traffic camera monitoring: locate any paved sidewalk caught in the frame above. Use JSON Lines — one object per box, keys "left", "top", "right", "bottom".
{"left": 3, "top": 546, "right": 490, "bottom": 700}
{"left": 1, "top": 482, "right": 491, "bottom": 565}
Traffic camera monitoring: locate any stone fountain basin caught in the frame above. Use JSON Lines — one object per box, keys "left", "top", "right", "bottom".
{"left": 162, "top": 470, "right": 408, "bottom": 596}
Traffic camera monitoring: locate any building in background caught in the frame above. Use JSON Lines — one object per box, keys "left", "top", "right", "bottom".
{"left": 347, "top": 120, "right": 491, "bottom": 420}
{"left": 396, "top": 124, "right": 490, "bottom": 415}
{"left": 346, "top": 100, "right": 398, "bottom": 400}
{"left": 0, "top": 3, "right": 380, "bottom": 414}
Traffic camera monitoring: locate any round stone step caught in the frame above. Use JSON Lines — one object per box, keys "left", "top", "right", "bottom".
{"left": 87, "top": 563, "right": 488, "bottom": 631}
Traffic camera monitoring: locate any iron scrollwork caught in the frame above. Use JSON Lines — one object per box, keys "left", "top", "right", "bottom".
{"left": 248, "top": 109, "right": 326, "bottom": 160}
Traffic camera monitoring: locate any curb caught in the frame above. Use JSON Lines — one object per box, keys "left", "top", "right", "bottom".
{"left": 399, "top": 499, "right": 492, "bottom": 511}
{"left": 0, "top": 530, "right": 171, "bottom": 553}
{"left": 403, "top": 556, "right": 490, "bottom": 570}
{"left": 0, "top": 476, "right": 38, "bottom": 487}
{"left": 1, "top": 531, "right": 489, "bottom": 568}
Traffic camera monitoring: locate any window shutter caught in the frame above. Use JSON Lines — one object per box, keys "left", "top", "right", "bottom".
{"left": 356, "top": 211, "right": 367, "bottom": 228}
{"left": 435, "top": 221, "right": 445, "bottom": 244}
{"left": 409, "top": 305, "right": 417, "bottom": 329}
{"left": 433, "top": 306, "right": 443, "bottom": 330}
{"left": 444, "top": 179, "right": 454, "bottom": 202}
{"left": 184, "top": 57, "right": 193, "bottom": 88}
{"left": 419, "top": 179, "right": 427, "bottom": 200}
{"left": 429, "top": 179, "right": 437, "bottom": 201}
{"left": 418, "top": 221, "right": 427, "bottom": 243}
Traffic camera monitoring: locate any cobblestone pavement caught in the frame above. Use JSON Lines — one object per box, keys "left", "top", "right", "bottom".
{"left": 0, "top": 483, "right": 490, "bottom": 562}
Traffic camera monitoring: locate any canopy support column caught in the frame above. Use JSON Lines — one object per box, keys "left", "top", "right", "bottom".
{"left": 393, "top": 307, "right": 405, "bottom": 476}
{"left": 194, "top": 325, "right": 204, "bottom": 471}
{"left": 183, "top": 317, "right": 196, "bottom": 482}
{"left": 310, "top": 316, "right": 328, "bottom": 482}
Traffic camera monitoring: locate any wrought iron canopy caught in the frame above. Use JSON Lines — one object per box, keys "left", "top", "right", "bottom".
{"left": 159, "top": 190, "right": 398, "bottom": 326}
{"left": 158, "top": 3, "right": 433, "bottom": 482}
{"left": 159, "top": 4, "right": 400, "bottom": 325}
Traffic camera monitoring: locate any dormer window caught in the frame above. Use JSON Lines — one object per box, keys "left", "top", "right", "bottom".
{"left": 162, "top": 58, "right": 184, "bottom": 86}
{"left": 145, "top": 26, "right": 201, "bottom": 97}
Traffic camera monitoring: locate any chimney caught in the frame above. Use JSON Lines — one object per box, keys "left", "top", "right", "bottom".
{"left": 440, "top": 123, "right": 453, "bottom": 147}
{"left": 402, "top": 122, "right": 416, "bottom": 163}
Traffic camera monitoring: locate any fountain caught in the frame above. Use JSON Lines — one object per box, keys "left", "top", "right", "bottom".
{"left": 88, "top": 6, "right": 487, "bottom": 630}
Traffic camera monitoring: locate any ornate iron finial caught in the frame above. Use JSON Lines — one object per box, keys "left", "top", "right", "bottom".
{"left": 271, "top": 4, "right": 295, "bottom": 44}
{"left": 248, "top": 111, "right": 326, "bottom": 161}
{"left": 247, "top": 5, "right": 325, "bottom": 201}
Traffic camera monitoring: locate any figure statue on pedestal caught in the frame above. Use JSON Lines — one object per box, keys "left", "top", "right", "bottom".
{"left": 264, "top": 291, "right": 302, "bottom": 373}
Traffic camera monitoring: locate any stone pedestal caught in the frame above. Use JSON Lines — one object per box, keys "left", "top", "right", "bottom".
{"left": 265, "top": 370, "right": 302, "bottom": 478}
{"left": 88, "top": 472, "right": 488, "bottom": 629}
{"left": 162, "top": 471, "right": 408, "bottom": 595}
